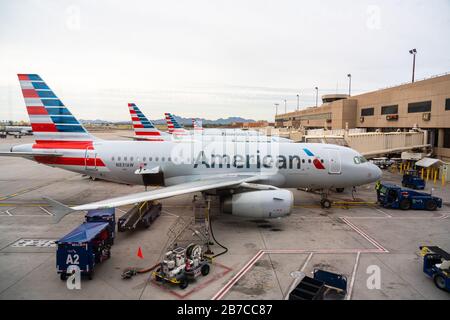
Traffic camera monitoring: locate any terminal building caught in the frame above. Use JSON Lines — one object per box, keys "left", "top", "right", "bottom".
{"left": 275, "top": 73, "right": 450, "bottom": 161}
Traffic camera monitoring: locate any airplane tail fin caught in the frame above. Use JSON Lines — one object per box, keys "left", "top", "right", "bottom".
{"left": 17, "top": 74, "right": 95, "bottom": 143}
{"left": 164, "top": 113, "right": 188, "bottom": 135}
{"left": 192, "top": 118, "right": 203, "bottom": 132}
{"left": 128, "top": 103, "right": 165, "bottom": 141}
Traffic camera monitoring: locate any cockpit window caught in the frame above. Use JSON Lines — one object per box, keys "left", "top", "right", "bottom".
{"left": 354, "top": 156, "right": 367, "bottom": 164}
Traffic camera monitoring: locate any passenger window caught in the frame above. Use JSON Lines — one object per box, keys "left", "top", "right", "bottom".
{"left": 321, "top": 159, "right": 324, "bottom": 163}
{"left": 155, "top": 157, "right": 159, "bottom": 161}
{"left": 118, "top": 156, "right": 121, "bottom": 161}
{"left": 124, "top": 156, "right": 128, "bottom": 161}
{"left": 168, "top": 157, "right": 171, "bottom": 162}
{"left": 308, "top": 159, "right": 311, "bottom": 163}
{"left": 149, "top": 157, "right": 152, "bottom": 161}
{"left": 302, "top": 159, "right": 305, "bottom": 163}
{"left": 143, "top": 157, "right": 146, "bottom": 161}
{"left": 161, "top": 157, "right": 165, "bottom": 162}
{"left": 130, "top": 157, "right": 134, "bottom": 161}
{"left": 111, "top": 156, "right": 115, "bottom": 161}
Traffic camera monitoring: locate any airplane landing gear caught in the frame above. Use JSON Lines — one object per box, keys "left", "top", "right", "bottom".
{"left": 320, "top": 191, "right": 332, "bottom": 209}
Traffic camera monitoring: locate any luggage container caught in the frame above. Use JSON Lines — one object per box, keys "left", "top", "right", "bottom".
{"left": 85, "top": 208, "right": 116, "bottom": 244}
{"left": 56, "top": 222, "right": 112, "bottom": 280}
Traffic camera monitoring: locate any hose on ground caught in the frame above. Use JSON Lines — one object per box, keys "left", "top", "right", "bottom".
{"left": 121, "top": 263, "right": 159, "bottom": 279}
{"left": 208, "top": 216, "right": 228, "bottom": 258}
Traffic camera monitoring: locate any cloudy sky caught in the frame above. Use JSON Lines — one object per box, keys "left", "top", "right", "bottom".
{"left": 0, "top": 0, "right": 449, "bottom": 122}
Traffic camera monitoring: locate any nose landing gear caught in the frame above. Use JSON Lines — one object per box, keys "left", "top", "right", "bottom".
{"left": 320, "top": 191, "right": 332, "bottom": 209}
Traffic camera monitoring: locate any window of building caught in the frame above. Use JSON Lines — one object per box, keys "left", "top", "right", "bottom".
{"left": 446, "top": 98, "right": 450, "bottom": 111}
{"left": 408, "top": 101, "right": 431, "bottom": 113}
{"left": 361, "top": 108, "right": 374, "bottom": 116}
{"left": 381, "top": 105, "right": 398, "bottom": 115}
{"left": 444, "top": 129, "right": 450, "bottom": 149}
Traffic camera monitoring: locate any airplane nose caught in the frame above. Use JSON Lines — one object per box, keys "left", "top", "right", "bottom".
{"left": 371, "top": 164, "right": 382, "bottom": 181}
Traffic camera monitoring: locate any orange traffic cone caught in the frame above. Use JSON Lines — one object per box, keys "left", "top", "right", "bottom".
{"left": 137, "top": 247, "right": 144, "bottom": 259}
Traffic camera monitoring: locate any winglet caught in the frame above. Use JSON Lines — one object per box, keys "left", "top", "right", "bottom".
{"left": 43, "top": 197, "right": 75, "bottom": 223}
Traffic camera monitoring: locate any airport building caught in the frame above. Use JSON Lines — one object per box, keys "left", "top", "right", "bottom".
{"left": 275, "top": 73, "right": 450, "bottom": 161}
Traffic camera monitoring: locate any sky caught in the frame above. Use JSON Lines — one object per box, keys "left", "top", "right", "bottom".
{"left": 0, "top": 0, "right": 449, "bottom": 122}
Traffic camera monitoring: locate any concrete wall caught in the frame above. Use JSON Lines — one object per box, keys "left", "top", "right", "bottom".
{"left": 355, "top": 74, "right": 450, "bottom": 129}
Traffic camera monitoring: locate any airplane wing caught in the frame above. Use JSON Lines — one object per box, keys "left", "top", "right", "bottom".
{"left": 0, "top": 151, "right": 63, "bottom": 158}
{"left": 71, "top": 173, "right": 265, "bottom": 211}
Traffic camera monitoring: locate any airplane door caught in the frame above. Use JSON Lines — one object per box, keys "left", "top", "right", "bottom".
{"left": 327, "top": 149, "right": 341, "bottom": 174}
{"left": 84, "top": 147, "right": 97, "bottom": 171}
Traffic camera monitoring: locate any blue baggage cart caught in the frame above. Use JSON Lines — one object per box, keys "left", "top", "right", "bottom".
{"left": 56, "top": 222, "right": 111, "bottom": 280}
{"left": 420, "top": 246, "right": 450, "bottom": 292}
{"left": 85, "top": 208, "right": 116, "bottom": 244}
{"left": 402, "top": 170, "right": 426, "bottom": 190}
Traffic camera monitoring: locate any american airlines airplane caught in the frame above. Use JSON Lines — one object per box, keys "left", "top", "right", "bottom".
{"left": 4, "top": 125, "right": 33, "bottom": 136}
{"left": 127, "top": 103, "right": 291, "bottom": 144}
{"left": 0, "top": 74, "right": 382, "bottom": 221}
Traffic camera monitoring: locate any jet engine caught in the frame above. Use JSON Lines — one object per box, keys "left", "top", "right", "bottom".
{"left": 221, "top": 189, "right": 293, "bottom": 218}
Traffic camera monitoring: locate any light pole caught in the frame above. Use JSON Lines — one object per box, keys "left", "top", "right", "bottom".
{"left": 296, "top": 94, "right": 300, "bottom": 111}
{"left": 284, "top": 99, "right": 287, "bottom": 113}
{"left": 314, "top": 87, "right": 318, "bottom": 107}
{"left": 409, "top": 48, "right": 417, "bottom": 83}
{"left": 347, "top": 74, "right": 352, "bottom": 96}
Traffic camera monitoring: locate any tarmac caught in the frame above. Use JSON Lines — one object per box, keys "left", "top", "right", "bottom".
{"left": 0, "top": 131, "right": 449, "bottom": 300}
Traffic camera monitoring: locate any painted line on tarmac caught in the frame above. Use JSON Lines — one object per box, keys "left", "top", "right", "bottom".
{"left": 39, "top": 206, "right": 54, "bottom": 216}
{"left": 374, "top": 208, "right": 392, "bottom": 218}
{"left": 212, "top": 215, "right": 389, "bottom": 300}
{"left": 346, "top": 251, "right": 361, "bottom": 300}
{"left": 212, "top": 250, "right": 265, "bottom": 300}
{"left": 0, "top": 179, "right": 67, "bottom": 201}
{"left": 161, "top": 210, "right": 180, "bottom": 218}
{"left": 283, "top": 252, "right": 314, "bottom": 299}
{"left": 0, "top": 209, "right": 13, "bottom": 216}
{"left": 340, "top": 217, "right": 389, "bottom": 253}
{"left": 212, "top": 248, "right": 385, "bottom": 300}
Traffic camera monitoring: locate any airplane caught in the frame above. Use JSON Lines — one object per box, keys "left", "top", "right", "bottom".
{"left": 165, "top": 113, "right": 190, "bottom": 136}
{"left": 132, "top": 106, "right": 291, "bottom": 143}
{"left": 192, "top": 118, "right": 203, "bottom": 133}
{"left": 3, "top": 125, "right": 33, "bottom": 137}
{"left": 0, "top": 74, "right": 382, "bottom": 222}
{"left": 165, "top": 112, "right": 292, "bottom": 142}
{"left": 128, "top": 103, "right": 171, "bottom": 141}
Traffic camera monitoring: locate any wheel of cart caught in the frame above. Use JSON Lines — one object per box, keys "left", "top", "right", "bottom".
{"left": 179, "top": 276, "right": 189, "bottom": 289}
{"left": 399, "top": 199, "right": 411, "bottom": 210}
{"left": 201, "top": 264, "right": 210, "bottom": 276}
{"left": 434, "top": 274, "right": 448, "bottom": 291}
{"left": 425, "top": 200, "right": 438, "bottom": 211}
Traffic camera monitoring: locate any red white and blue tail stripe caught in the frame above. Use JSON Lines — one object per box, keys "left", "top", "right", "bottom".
{"left": 18, "top": 74, "right": 94, "bottom": 142}
{"left": 165, "top": 113, "right": 189, "bottom": 135}
{"left": 17, "top": 74, "right": 106, "bottom": 171}
{"left": 128, "top": 103, "right": 164, "bottom": 141}
{"left": 192, "top": 118, "right": 203, "bottom": 132}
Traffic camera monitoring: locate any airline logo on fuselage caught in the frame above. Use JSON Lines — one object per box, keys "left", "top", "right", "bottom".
{"left": 193, "top": 150, "right": 325, "bottom": 170}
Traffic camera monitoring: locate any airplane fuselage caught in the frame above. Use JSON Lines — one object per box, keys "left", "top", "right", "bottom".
{"left": 12, "top": 140, "right": 381, "bottom": 189}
